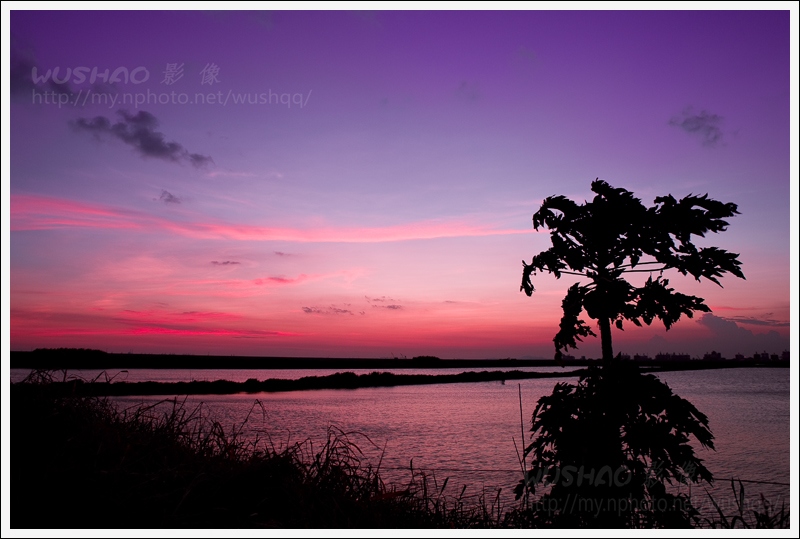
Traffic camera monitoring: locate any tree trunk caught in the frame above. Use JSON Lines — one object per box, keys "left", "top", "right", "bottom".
{"left": 599, "top": 317, "right": 613, "bottom": 362}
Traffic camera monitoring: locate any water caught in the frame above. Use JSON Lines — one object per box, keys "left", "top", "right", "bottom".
{"left": 653, "top": 368, "right": 790, "bottom": 519}
{"left": 8, "top": 366, "right": 566, "bottom": 384}
{"left": 10, "top": 366, "right": 790, "bottom": 522}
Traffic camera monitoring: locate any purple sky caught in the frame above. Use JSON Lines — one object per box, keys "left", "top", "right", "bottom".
{"left": 4, "top": 8, "right": 795, "bottom": 359}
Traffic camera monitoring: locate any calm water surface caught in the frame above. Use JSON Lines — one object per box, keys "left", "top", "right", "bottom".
{"left": 11, "top": 366, "right": 790, "bottom": 519}
{"left": 9, "top": 366, "right": 565, "bottom": 384}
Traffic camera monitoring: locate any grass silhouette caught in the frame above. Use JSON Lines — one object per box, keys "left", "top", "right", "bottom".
{"left": 11, "top": 370, "right": 511, "bottom": 528}
{"left": 10, "top": 369, "right": 789, "bottom": 529}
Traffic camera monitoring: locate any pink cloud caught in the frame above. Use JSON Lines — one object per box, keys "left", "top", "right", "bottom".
{"left": 128, "top": 327, "right": 299, "bottom": 337}
{"left": 253, "top": 274, "right": 311, "bottom": 286}
{"left": 12, "top": 306, "right": 301, "bottom": 342}
{"left": 118, "top": 309, "right": 242, "bottom": 322}
{"left": 11, "top": 194, "right": 144, "bottom": 231}
{"left": 11, "top": 194, "right": 531, "bottom": 243}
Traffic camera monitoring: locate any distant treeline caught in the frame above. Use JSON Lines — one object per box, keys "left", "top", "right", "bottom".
{"left": 11, "top": 349, "right": 789, "bottom": 371}
{"left": 13, "top": 357, "right": 791, "bottom": 397}
{"left": 12, "top": 369, "right": 586, "bottom": 397}
{"left": 12, "top": 350, "right": 551, "bottom": 370}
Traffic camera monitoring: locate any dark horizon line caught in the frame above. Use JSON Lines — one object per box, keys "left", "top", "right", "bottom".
{"left": 10, "top": 349, "right": 790, "bottom": 371}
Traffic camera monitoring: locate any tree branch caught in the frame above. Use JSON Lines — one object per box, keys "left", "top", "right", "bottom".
{"left": 616, "top": 261, "right": 664, "bottom": 269}
{"left": 620, "top": 267, "right": 668, "bottom": 274}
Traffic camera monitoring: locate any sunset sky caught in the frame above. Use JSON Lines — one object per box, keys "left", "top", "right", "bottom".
{"left": 4, "top": 7, "right": 795, "bottom": 359}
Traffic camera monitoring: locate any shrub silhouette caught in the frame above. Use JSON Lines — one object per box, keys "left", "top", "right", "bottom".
{"left": 516, "top": 362, "right": 715, "bottom": 528}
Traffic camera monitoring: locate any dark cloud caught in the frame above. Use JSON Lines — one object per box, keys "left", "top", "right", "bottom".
{"left": 262, "top": 277, "right": 293, "bottom": 284}
{"left": 178, "top": 311, "right": 237, "bottom": 320}
{"left": 189, "top": 153, "right": 213, "bottom": 167}
{"left": 365, "top": 295, "right": 403, "bottom": 310}
{"left": 71, "top": 110, "right": 213, "bottom": 166}
{"left": 10, "top": 39, "right": 118, "bottom": 102}
{"left": 669, "top": 107, "right": 724, "bottom": 147}
{"left": 159, "top": 190, "right": 181, "bottom": 204}
{"left": 365, "top": 295, "right": 395, "bottom": 303}
{"left": 698, "top": 314, "right": 750, "bottom": 334}
{"left": 373, "top": 304, "right": 403, "bottom": 310}
{"left": 211, "top": 260, "right": 240, "bottom": 266}
{"left": 302, "top": 305, "right": 354, "bottom": 315}
{"left": 696, "top": 314, "right": 788, "bottom": 355}
{"left": 88, "top": 80, "right": 120, "bottom": 96}
{"left": 10, "top": 40, "right": 73, "bottom": 98}
{"left": 10, "top": 47, "right": 45, "bottom": 96}
{"left": 722, "top": 316, "right": 789, "bottom": 327}
{"left": 274, "top": 251, "right": 293, "bottom": 257}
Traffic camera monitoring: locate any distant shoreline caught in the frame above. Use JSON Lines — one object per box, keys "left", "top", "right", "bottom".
{"left": 10, "top": 350, "right": 790, "bottom": 371}
{"left": 10, "top": 351, "right": 789, "bottom": 397}
{"left": 12, "top": 369, "right": 587, "bottom": 397}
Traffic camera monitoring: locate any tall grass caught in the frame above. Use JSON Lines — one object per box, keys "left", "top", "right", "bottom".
{"left": 11, "top": 370, "right": 510, "bottom": 529}
{"left": 702, "top": 479, "right": 790, "bottom": 529}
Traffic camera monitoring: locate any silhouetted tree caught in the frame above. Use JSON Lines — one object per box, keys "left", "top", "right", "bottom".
{"left": 520, "top": 179, "right": 745, "bottom": 361}
{"left": 514, "top": 180, "right": 744, "bottom": 528}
